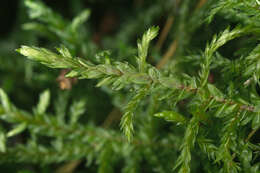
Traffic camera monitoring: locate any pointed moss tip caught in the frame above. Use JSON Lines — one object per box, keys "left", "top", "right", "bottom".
{"left": 16, "top": 46, "right": 28, "bottom": 54}
{"left": 15, "top": 48, "right": 21, "bottom": 53}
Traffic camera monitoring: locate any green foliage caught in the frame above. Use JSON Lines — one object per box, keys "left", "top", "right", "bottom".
{"left": 154, "top": 110, "right": 187, "bottom": 124}
{"left": 0, "top": 0, "right": 260, "bottom": 172}
{"left": 23, "top": 0, "right": 94, "bottom": 57}
{"left": 137, "top": 26, "right": 159, "bottom": 72}
{"left": 199, "top": 26, "right": 249, "bottom": 87}
{"left": 120, "top": 87, "right": 149, "bottom": 141}
{"left": 36, "top": 89, "right": 50, "bottom": 115}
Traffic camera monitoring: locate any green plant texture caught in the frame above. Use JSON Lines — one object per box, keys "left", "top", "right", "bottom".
{"left": 0, "top": 0, "right": 260, "bottom": 172}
